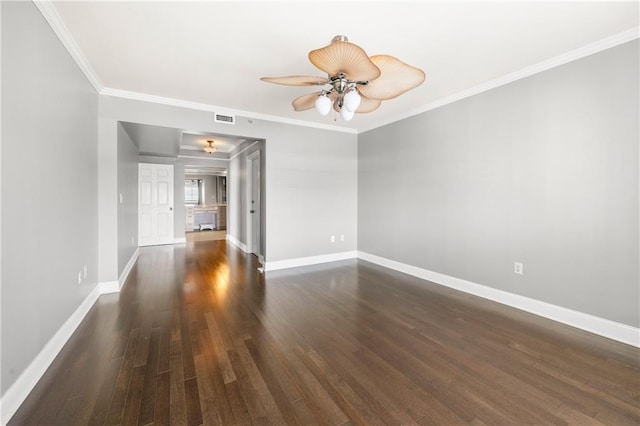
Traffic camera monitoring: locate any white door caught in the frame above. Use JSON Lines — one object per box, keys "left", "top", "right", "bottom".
{"left": 139, "top": 163, "right": 174, "bottom": 246}
{"left": 248, "top": 153, "right": 261, "bottom": 256}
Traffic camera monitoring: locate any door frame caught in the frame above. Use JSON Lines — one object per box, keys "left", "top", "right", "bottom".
{"left": 246, "top": 150, "right": 261, "bottom": 259}
{"left": 138, "top": 163, "right": 175, "bottom": 246}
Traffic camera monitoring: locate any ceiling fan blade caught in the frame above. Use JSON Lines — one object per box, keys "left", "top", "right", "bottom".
{"left": 309, "top": 40, "right": 381, "bottom": 82}
{"left": 292, "top": 92, "right": 321, "bottom": 111}
{"left": 357, "top": 55, "right": 426, "bottom": 100}
{"left": 261, "top": 75, "right": 329, "bottom": 86}
{"left": 355, "top": 94, "right": 382, "bottom": 113}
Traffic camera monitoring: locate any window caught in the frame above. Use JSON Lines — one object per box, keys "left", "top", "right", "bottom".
{"left": 185, "top": 179, "right": 203, "bottom": 205}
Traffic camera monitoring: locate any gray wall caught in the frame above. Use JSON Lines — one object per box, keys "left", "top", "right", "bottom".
{"left": 117, "top": 124, "right": 139, "bottom": 277}
{"left": 1, "top": 1, "right": 99, "bottom": 393}
{"left": 229, "top": 149, "right": 244, "bottom": 243}
{"left": 99, "top": 96, "right": 358, "bottom": 262}
{"left": 358, "top": 40, "right": 639, "bottom": 327}
{"left": 267, "top": 130, "right": 357, "bottom": 260}
{"left": 98, "top": 100, "right": 118, "bottom": 283}
{"left": 228, "top": 141, "right": 265, "bottom": 255}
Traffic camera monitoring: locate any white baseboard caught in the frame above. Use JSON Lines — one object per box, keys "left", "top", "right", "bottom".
{"left": 118, "top": 248, "right": 139, "bottom": 290}
{"left": 357, "top": 251, "right": 640, "bottom": 348}
{"left": 226, "top": 234, "right": 248, "bottom": 252}
{"left": 174, "top": 237, "right": 186, "bottom": 244}
{"left": 0, "top": 284, "right": 102, "bottom": 425}
{"left": 265, "top": 251, "right": 358, "bottom": 272}
{"left": 0, "top": 248, "right": 141, "bottom": 424}
{"left": 99, "top": 280, "right": 119, "bottom": 294}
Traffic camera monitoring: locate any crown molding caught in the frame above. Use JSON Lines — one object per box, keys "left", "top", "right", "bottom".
{"left": 177, "top": 154, "right": 230, "bottom": 161}
{"left": 33, "top": 0, "right": 638, "bottom": 135}
{"left": 100, "top": 88, "right": 359, "bottom": 134}
{"left": 358, "top": 27, "right": 640, "bottom": 133}
{"left": 33, "top": 0, "right": 103, "bottom": 93}
{"left": 230, "top": 141, "right": 260, "bottom": 161}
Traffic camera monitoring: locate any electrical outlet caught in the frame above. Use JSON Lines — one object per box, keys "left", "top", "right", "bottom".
{"left": 514, "top": 262, "right": 523, "bottom": 275}
{"left": 83, "top": 265, "right": 88, "bottom": 279}
{"left": 340, "top": 234, "right": 345, "bottom": 242}
{"left": 77, "top": 271, "right": 82, "bottom": 284}
{"left": 330, "top": 235, "right": 335, "bottom": 243}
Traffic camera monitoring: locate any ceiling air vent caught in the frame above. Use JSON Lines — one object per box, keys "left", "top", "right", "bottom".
{"left": 214, "top": 113, "right": 235, "bottom": 125}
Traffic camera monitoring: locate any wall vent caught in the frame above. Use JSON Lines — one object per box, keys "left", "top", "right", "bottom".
{"left": 214, "top": 113, "right": 235, "bottom": 125}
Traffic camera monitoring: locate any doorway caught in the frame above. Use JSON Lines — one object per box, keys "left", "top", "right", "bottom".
{"left": 184, "top": 168, "right": 228, "bottom": 243}
{"left": 247, "top": 151, "right": 262, "bottom": 259}
{"left": 139, "top": 163, "right": 175, "bottom": 246}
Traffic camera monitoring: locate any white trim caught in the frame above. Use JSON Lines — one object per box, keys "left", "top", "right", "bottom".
{"left": 33, "top": 0, "right": 638, "bottom": 136}
{"left": 177, "top": 154, "right": 229, "bottom": 161}
{"left": 0, "top": 245, "right": 141, "bottom": 423}
{"left": 357, "top": 251, "right": 640, "bottom": 348}
{"left": 258, "top": 255, "right": 265, "bottom": 265}
{"left": 229, "top": 141, "right": 260, "bottom": 161}
{"left": 226, "top": 234, "right": 248, "bottom": 253}
{"left": 174, "top": 237, "right": 187, "bottom": 244}
{"left": 0, "top": 1, "right": 3, "bottom": 422}
{"left": 99, "top": 248, "right": 140, "bottom": 294}
{"left": 100, "top": 88, "right": 357, "bottom": 134}
{"left": 33, "top": 1, "right": 103, "bottom": 93}
{"left": 138, "top": 163, "right": 175, "bottom": 247}
{"left": 99, "top": 280, "right": 119, "bottom": 294}
{"left": 118, "top": 248, "right": 139, "bottom": 290}
{"left": 246, "top": 151, "right": 261, "bottom": 258}
{"left": 358, "top": 27, "right": 640, "bottom": 133}
{"left": 0, "top": 284, "right": 102, "bottom": 425}
{"left": 264, "top": 251, "right": 358, "bottom": 272}
{"left": 98, "top": 28, "right": 637, "bottom": 136}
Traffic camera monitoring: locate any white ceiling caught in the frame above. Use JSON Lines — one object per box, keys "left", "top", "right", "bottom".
{"left": 180, "top": 132, "right": 247, "bottom": 154}
{"left": 51, "top": 1, "right": 639, "bottom": 132}
{"left": 121, "top": 121, "right": 248, "bottom": 158}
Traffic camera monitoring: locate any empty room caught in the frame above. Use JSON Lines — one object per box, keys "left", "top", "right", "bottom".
{"left": 1, "top": 1, "right": 638, "bottom": 425}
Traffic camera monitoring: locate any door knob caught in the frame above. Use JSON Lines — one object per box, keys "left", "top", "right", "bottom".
{"left": 250, "top": 210, "right": 255, "bottom": 213}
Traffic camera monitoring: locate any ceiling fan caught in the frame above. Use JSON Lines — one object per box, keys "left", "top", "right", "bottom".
{"left": 261, "top": 35, "right": 426, "bottom": 121}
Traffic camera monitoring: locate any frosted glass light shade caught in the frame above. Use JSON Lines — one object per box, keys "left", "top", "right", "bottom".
{"left": 204, "top": 140, "right": 216, "bottom": 154}
{"left": 340, "top": 107, "right": 355, "bottom": 121}
{"left": 343, "top": 90, "right": 361, "bottom": 112}
{"left": 315, "top": 94, "right": 332, "bottom": 116}
{"left": 293, "top": 91, "right": 322, "bottom": 111}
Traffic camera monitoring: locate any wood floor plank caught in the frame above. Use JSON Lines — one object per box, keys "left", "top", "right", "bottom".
{"left": 8, "top": 240, "right": 640, "bottom": 425}
{"left": 184, "top": 377, "right": 203, "bottom": 426}
{"left": 105, "top": 327, "right": 141, "bottom": 425}
{"left": 153, "top": 371, "right": 171, "bottom": 426}
{"left": 121, "top": 365, "right": 146, "bottom": 425}
{"left": 137, "top": 327, "right": 161, "bottom": 425}
{"left": 193, "top": 353, "right": 222, "bottom": 426}
{"left": 243, "top": 336, "right": 307, "bottom": 425}
{"left": 169, "top": 339, "right": 188, "bottom": 425}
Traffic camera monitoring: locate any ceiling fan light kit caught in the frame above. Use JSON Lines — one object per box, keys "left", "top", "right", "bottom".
{"left": 261, "top": 35, "right": 426, "bottom": 121}
{"left": 315, "top": 94, "right": 332, "bottom": 116}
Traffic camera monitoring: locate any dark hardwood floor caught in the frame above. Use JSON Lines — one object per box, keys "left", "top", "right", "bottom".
{"left": 9, "top": 241, "right": 640, "bottom": 425}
